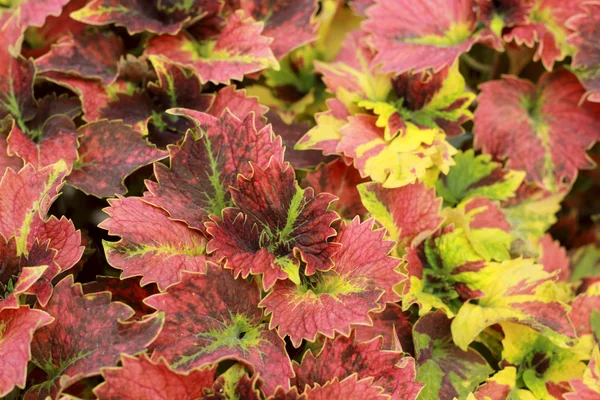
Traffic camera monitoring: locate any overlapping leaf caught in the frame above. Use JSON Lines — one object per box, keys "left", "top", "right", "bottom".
{"left": 27, "top": 275, "right": 164, "bottom": 399}
{"left": 145, "top": 109, "right": 282, "bottom": 233}
{"left": 207, "top": 158, "right": 338, "bottom": 290}
{"left": 293, "top": 330, "right": 423, "bottom": 400}
{"left": 260, "top": 218, "right": 402, "bottom": 346}
{"left": 100, "top": 197, "right": 208, "bottom": 291}
{"left": 474, "top": 69, "right": 600, "bottom": 191}
{"left": 565, "top": 346, "right": 600, "bottom": 399}
{"left": 145, "top": 265, "right": 293, "bottom": 395}
{"left": 146, "top": 11, "right": 279, "bottom": 84}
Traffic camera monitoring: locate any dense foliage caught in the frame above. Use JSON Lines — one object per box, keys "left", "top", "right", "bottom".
{"left": 1, "top": 0, "right": 599, "bottom": 399}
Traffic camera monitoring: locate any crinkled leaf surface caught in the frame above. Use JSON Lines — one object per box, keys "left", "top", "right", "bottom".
{"left": 100, "top": 197, "right": 208, "bottom": 291}
{"left": 474, "top": 69, "right": 600, "bottom": 191}
{"left": 0, "top": 307, "right": 53, "bottom": 397}
{"left": 94, "top": 354, "right": 216, "bottom": 400}
{"left": 35, "top": 30, "right": 124, "bottom": 85}
{"left": 568, "top": 2, "right": 600, "bottom": 103}
{"left": 146, "top": 11, "right": 279, "bottom": 84}
{"left": 358, "top": 181, "right": 444, "bottom": 253}
{"left": 435, "top": 149, "right": 525, "bottom": 207}
{"left": 293, "top": 330, "right": 422, "bottom": 400}
{"left": 145, "top": 265, "right": 293, "bottom": 395}
{"left": 363, "top": 0, "right": 479, "bottom": 73}
{"left": 145, "top": 110, "right": 282, "bottom": 233}
{"left": 27, "top": 275, "right": 164, "bottom": 400}
{"left": 260, "top": 218, "right": 402, "bottom": 347}
{"left": 207, "top": 159, "right": 338, "bottom": 290}
{"left": 413, "top": 310, "right": 492, "bottom": 400}
{"left": 68, "top": 120, "right": 167, "bottom": 197}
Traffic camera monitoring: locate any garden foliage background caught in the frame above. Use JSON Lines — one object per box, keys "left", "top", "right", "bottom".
{"left": 1, "top": 0, "right": 600, "bottom": 399}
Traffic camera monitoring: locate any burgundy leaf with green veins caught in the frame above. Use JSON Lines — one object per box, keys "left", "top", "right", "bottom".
{"left": 0, "top": 57, "right": 37, "bottom": 126}
{"left": 145, "top": 10, "right": 279, "bottom": 84}
{"left": 304, "top": 375, "right": 388, "bottom": 400}
{"left": 99, "top": 196, "right": 208, "bottom": 291}
{"left": 303, "top": 158, "right": 368, "bottom": 220}
{"left": 0, "top": 306, "right": 54, "bottom": 397}
{"left": 293, "top": 330, "right": 423, "bottom": 400}
{"left": 476, "top": 0, "right": 533, "bottom": 36}
{"left": 94, "top": 353, "right": 216, "bottom": 400}
{"left": 145, "top": 264, "right": 293, "bottom": 396}
{"left": 474, "top": 69, "right": 600, "bottom": 192}
{"left": 260, "top": 218, "right": 402, "bottom": 347}
{"left": 435, "top": 149, "right": 526, "bottom": 207}
{"left": 413, "top": 310, "right": 493, "bottom": 400}
{"left": 568, "top": 1, "right": 600, "bottom": 103}
{"left": 207, "top": 158, "right": 339, "bottom": 290}
{"left": 71, "top": 0, "right": 220, "bottom": 35}
{"left": 27, "top": 275, "right": 164, "bottom": 400}
{"left": 67, "top": 120, "right": 167, "bottom": 197}
{"left": 363, "top": 0, "right": 480, "bottom": 74}
{"left": 35, "top": 30, "right": 124, "bottom": 85}
{"left": 144, "top": 110, "right": 283, "bottom": 233}
{"left": 83, "top": 276, "right": 158, "bottom": 318}
{"left": 358, "top": 181, "right": 444, "bottom": 253}
{"left": 223, "top": 0, "right": 319, "bottom": 58}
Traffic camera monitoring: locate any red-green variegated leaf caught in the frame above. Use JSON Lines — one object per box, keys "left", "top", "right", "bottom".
{"left": 94, "top": 354, "right": 216, "bottom": 400}
{"left": 83, "top": 276, "right": 158, "bottom": 319}
{"left": 206, "top": 85, "right": 268, "bottom": 128}
{"left": 0, "top": 307, "right": 53, "bottom": 397}
{"left": 435, "top": 149, "right": 526, "bottom": 207}
{"left": 354, "top": 303, "right": 414, "bottom": 353}
{"left": 474, "top": 69, "right": 600, "bottom": 191}
{"left": 504, "top": 0, "right": 581, "bottom": 71}
{"left": 7, "top": 117, "right": 79, "bottom": 170}
{"left": 303, "top": 158, "right": 368, "bottom": 220}
{"left": 260, "top": 218, "right": 402, "bottom": 346}
{"left": 27, "top": 275, "right": 164, "bottom": 400}
{"left": 207, "top": 158, "right": 338, "bottom": 290}
{"left": 363, "top": 0, "right": 479, "bottom": 74}
{"left": 145, "top": 265, "right": 293, "bottom": 395}
{"left": 144, "top": 110, "right": 283, "bottom": 233}
{"left": 35, "top": 30, "right": 124, "bottom": 85}
{"left": 68, "top": 120, "right": 167, "bottom": 197}
{"left": 568, "top": 1, "right": 600, "bottom": 103}
{"left": 295, "top": 98, "right": 350, "bottom": 156}
{"left": 473, "top": 367, "right": 519, "bottom": 400}
{"left": 304, "top": 375, "right": 388, "bottom": 400}
{"left": 358, "top": 181, "right": 444, "bottom": 253}
{"left": 0, "top": 162, "right": 67, "bottom": 256}
{"left": 413, "top": 310, "right": 493, "bottom": 400}
{"left": 224, "top": 0, "right": 319, "bottom": 58}
{"left": 0, "top": 0, "right": 70, "bottom": 57}
{"left": 71, "top": 0, "right": 219, "bottom": 35}
{"left": 564, "top": 346, "right": 600, "bottom": 399}
{"left": 146, "top": 11, "right": 279, "bottom": 84}
{"left": 0, "top": 57, "right": 37, "bottom": 125}
{"left": 293, "top": 330, "right": 422, "bottom": 400}
{"left": 476, "top": 0, "right": 533, "bottom": 36}
{"left": 99, "top": 197, "right": 208, "bottom": 291}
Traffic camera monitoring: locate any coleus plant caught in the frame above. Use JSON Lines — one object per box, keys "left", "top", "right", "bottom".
{"left": 1, "top": 0, "right": 600, "bottom": 399}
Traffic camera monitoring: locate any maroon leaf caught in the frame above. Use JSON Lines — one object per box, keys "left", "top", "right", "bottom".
{"left": 82, "top": 276, "right": 159, "bottom": 318}
{"left": 354, "top": 303, "right": 414, "bottom": 354}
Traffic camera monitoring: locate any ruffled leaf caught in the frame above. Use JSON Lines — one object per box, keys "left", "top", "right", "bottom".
{"left": 99, "top": 197, "right": 208, "bottom": 291}
{"left": 145, "top": 264, "right": 293, "bottom": 395}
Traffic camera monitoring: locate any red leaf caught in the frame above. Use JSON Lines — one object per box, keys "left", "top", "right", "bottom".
{"left": 146, "top": 11, "right": 278, "bottom": 84}
{"left": 474, "top": 69, "right": 600, "bottom": 191}
{"left": 363, "top": 0, "right": 479, "bottom": 73}
{"left": 94, "top": 354, "right": 216, "bottom": 399}
{"left": 0, "top": 307, "right": 53, "bottom": 397}
{"left": 538, "top": 234, "right": 570, "bottom": 281}
{"left": 207, "top": 159, "right": 338, "bottom": 290}
{"left": 99, "top": 197, "right": 208, "bottom": 291}
{"left": 568, "top": 1, "right": 600, "bottom": 103}
{"left": 35, "top": 30, "right": 124, "bottom": 85}
{"left": 206, "top": 85, "right": 268, "bottom": 128}
{"left": 82, "top": 276, "right": 159, "bottom": 319}
{"left": 260, "top": 218, "right": 402, "bottom": 346}
{"left": 303, "top": 159, "right": 368, "bottom": 220}
{"left": 28, "top": 275, "right": 164, "bottom": 399}
{"left": 67, "top": 121, "right": 167, "bottom": 197}
{"left": 145, "top": 110, "right": 282, "bottom": 233}
{"left": 293, "top": 330, "right": 422, "bottom": 400}
{"left": 304, "top": 375, "right": 388, "bottom": 400}
{"left": 354, "top": 303, "right": 414, "bottom": 353}
{"left": 145, "top": 264, "right": 293, "bottom": 395}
